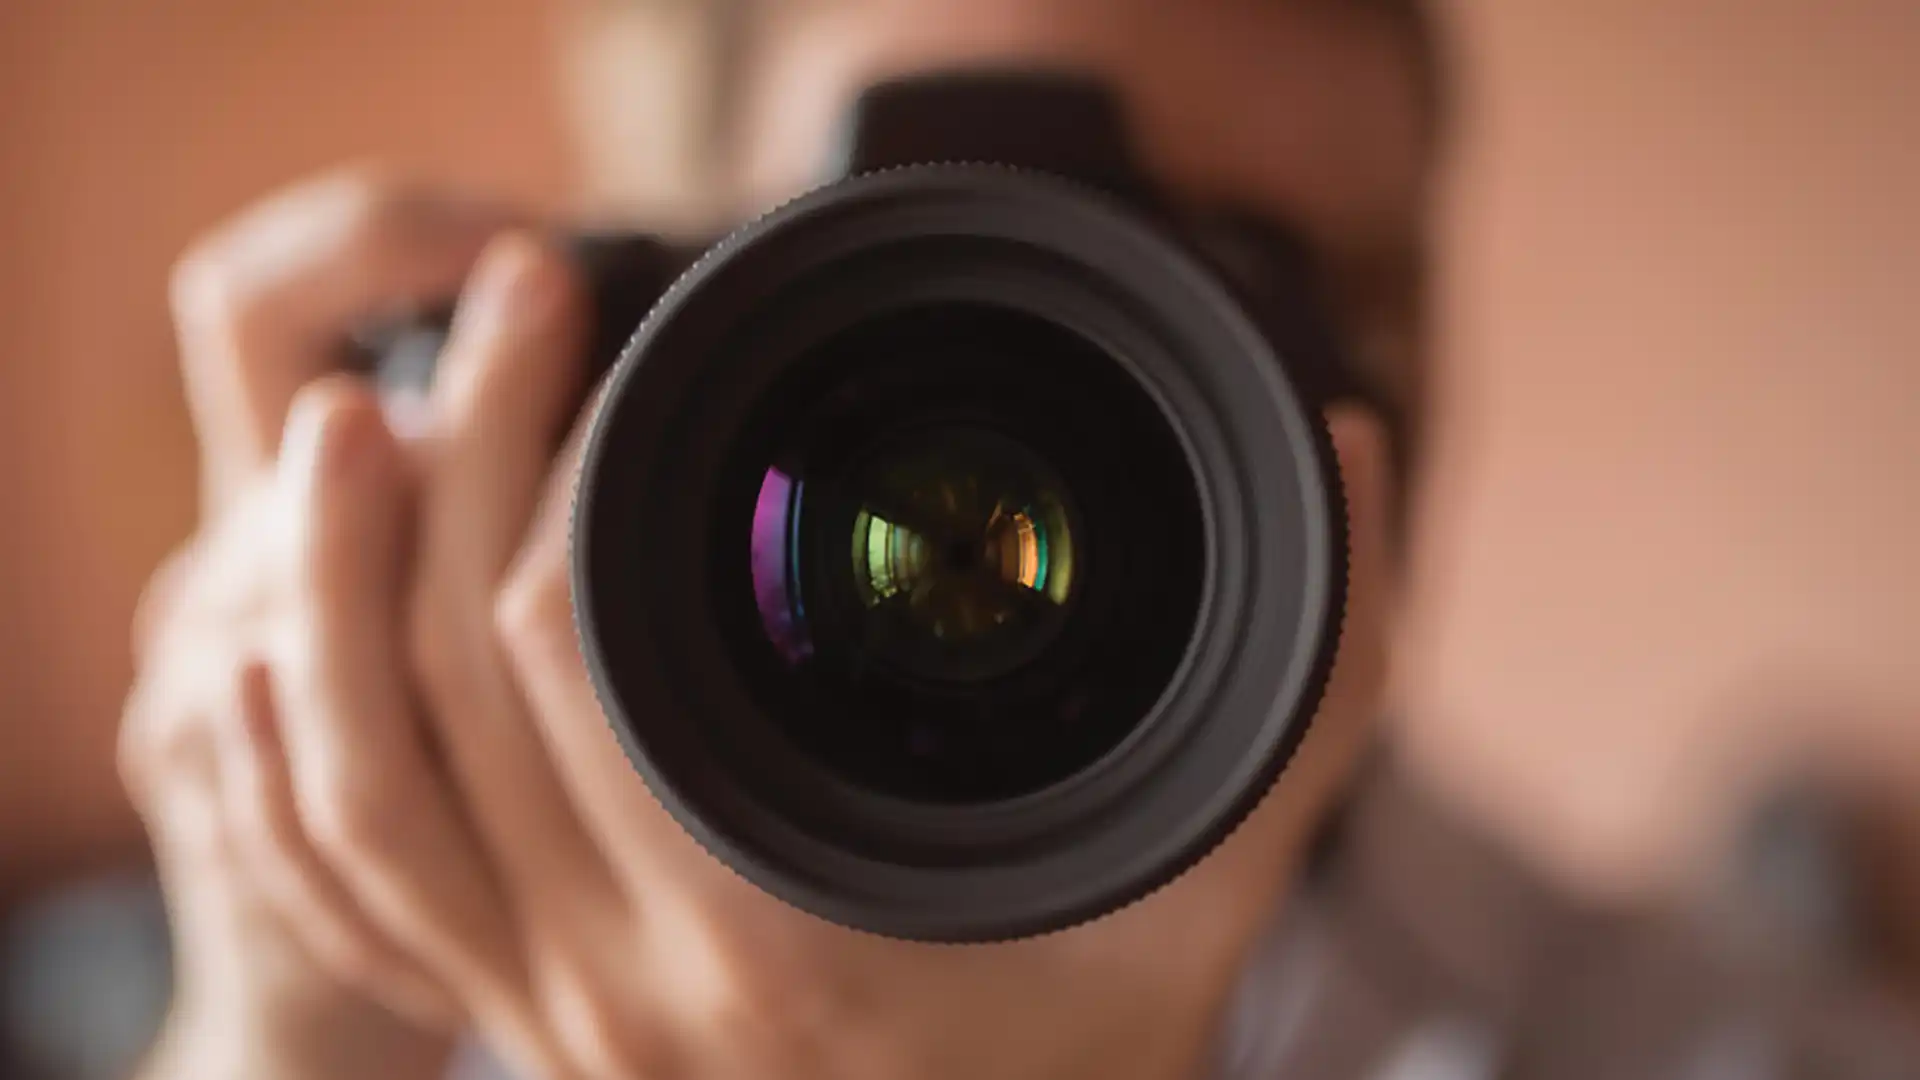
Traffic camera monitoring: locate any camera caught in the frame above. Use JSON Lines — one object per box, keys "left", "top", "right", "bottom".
{"left": 367, "top": 70, "right": 1362, "bottom": 943}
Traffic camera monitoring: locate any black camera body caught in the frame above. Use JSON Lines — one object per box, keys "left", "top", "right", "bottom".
{"left": 373, "top": 71, "right": 1359, "bottom": 943}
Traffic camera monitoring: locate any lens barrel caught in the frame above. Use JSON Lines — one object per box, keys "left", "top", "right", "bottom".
{"left": 573, "top": 166, "right": 1346, "bottom": 942}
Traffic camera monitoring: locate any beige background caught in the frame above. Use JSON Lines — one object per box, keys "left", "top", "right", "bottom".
{"left": 0, "top": 0, "right": 591, "bottom": 887}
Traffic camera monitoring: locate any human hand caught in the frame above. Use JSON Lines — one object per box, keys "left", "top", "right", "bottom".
{"left": 118, "top": 169, "right": 545, "bottom": 1080}
{"left": 241, "top": 224, "right": 1395, "bottom": 1078}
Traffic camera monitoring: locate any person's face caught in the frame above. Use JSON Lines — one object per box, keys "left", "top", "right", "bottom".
{"left": 735, "top": 0, "right": 1430, "bottom": 259}
{"left": 729, "top": 0, "right": 1428, "bottom": 794}
{"left": 571, "top": 0, "right": 1429, "bottom": 913}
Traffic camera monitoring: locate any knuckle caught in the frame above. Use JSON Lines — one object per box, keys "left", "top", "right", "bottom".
{"left": 114, "top": 698, "right": 162, "bottom": 798}
{"left": 169, "top": 223, "right": 290, "bottom": 360}
{"left": 318, "top": 162, "right": 419, "bottom": 222}
{"left": 117, "top": 666, "right": 176, "bottom": 777}
{"left": 130, "top": 545, "right": 197, "bottom": 665}
{"left": 167, "top": 237, "right": 244, "bottom": 342}
{"left": 169, "top": 165, "right": 424, "bottom": 355}
{"left": 117, "top": 710, "right": 216, "bottom": 822}
{"left": 492, "top": 566, "right": 568, "bottom": 662}
{"left": 119, "top": 651, "right": 230, "bottom": 782}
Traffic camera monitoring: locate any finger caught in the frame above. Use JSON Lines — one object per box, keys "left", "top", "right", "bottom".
{"left": 1325, "top": 405, "right": 1394, "bottom": 659}
{"left": 491, "top": 410, "right": 689, "bottom": 1080}
{"left": 118, "top": 654, "right": 228, "bottom": 860}
{"left": 495, "top": 393, "right": 715, "bottom": 893}
{"left": 410, "top": 233, "right": 619, "bottom": 908}
{"left": 130, "top": 548, "right": 197, "bottom": 670}
{"left": 431, "top": 231, "right": 589, "bottom": 571}
{"left": 267, "top": 375, "right": 558, "bottom": 1062}
{"left": 217, "top": 658, "right": 462, "bottom": 1028}
{"left": 117, "top": 644, "right": 272, "bottom": 962}
{"left": 1272, "top": 405, "right": 1392, "bottom": 825}
{"left": 493, "top": 401, "right": 596, "bottom": 720}
{"left": 172, "top": 166, "right": 521, "bottom": 507}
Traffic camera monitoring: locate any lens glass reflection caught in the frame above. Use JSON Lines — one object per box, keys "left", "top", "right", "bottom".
{"left": 719, "top": 303, "right": 1204, "bottom": 803}
{"left": 754, "top": 428, "right": 1080, "bottom": 685}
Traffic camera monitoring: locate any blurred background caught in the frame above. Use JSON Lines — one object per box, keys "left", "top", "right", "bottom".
{"left": 0, "top": 2, "right": 743, "bottom": 1074}
{"left": 3, "top": 1, "right": 1917, "bottom": 1077}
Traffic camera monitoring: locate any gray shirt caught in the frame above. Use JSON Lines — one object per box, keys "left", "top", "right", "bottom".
{"left": 1207, "top": 756, "right": 1920, "bottom": 1080}
{"left": 8, "top": 761, "right": 1916, "bottom": 1080}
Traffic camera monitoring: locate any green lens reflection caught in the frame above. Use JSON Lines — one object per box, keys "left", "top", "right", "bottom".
{"left": 832, "top": 430, "right": 1079, "bottom": 681}
{"left": 851, "top": 495, "right": 1073, "bottom": 628}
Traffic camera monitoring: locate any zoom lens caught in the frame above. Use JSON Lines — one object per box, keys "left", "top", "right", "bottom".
{"left": 828, "top": 428, "right": 1078, "bottom": 680}
{"left": 756, "top": 424, "right": 1080, "bottom": 686}
{"left": 722, "top": 304, "right": 1204, "bottom": 805}
{"left": 573, "top": 167, "right": 1346, "bottom": 942}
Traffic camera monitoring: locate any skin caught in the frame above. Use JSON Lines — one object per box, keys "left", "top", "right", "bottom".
{"left": 0, "top": 0, "right": 574, "bottom": 911}
{"left": 121, "top": 2, "right": 1426, "bottom": 1078}
{"left": 123, "top": 177, "right": 518, "bottom": 1080}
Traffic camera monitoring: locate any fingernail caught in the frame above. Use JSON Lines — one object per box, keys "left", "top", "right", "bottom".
{"left": 467, "top": 234, "right": 557, "bottom": 331}
{"left": 314, "top": 401, "right": 385, "bottom": 481}
{"left": 381, "top": 387, "right": 431, "bottom": 442}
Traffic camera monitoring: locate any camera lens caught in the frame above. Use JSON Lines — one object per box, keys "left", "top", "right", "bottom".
{"left": 834, "top": 430, "right": 1077, "bottom": 677}
{"left": 573, "top": 167, "right": 1346, "bottom": 941}
{"left": 756, "top": 424, "right": 1079, "bottom": 686}
{"left": 722, "top": 303, "right": 1204, "bottom": 805}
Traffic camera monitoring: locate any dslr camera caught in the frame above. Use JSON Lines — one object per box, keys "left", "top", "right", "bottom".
{"left": 371, "top": 70, "right": 1369, "bottom": 943}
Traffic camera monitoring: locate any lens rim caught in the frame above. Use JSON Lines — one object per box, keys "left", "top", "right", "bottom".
{"left": 573, "top": 166, "right": 1347, "bottom": 942}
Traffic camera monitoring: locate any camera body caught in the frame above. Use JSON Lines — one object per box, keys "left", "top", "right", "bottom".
{"left": 373, "top": 70, "right": 1361, "bottom": 943}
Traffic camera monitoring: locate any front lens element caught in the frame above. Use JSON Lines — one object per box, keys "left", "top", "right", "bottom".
{"left": 718, "top": 303, "right": 1206, "bottom": 804}
{"left": 755, "top": 426, "right": 1080, "bottom": 685}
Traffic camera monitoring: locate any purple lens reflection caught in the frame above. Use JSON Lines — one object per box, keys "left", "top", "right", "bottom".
{"left": 750, "top": 467, "right": 813, "bottom": 665}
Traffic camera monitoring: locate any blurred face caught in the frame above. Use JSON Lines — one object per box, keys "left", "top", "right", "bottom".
{"left": 729, "top": 0, "right": 1430, "bottom": 758}
{"left": 561, "top": 0, "right": 1433, "bottom": 908}
{"left": 734, "top": 0, "right": 1429, "bottom": 260}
